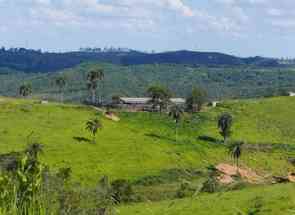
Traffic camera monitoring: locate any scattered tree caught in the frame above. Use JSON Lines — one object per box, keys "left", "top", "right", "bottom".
{"left": 55, "top": 76, "right": 67, "bottom": 102}
{"left": 169, "top": 105, "right": 184, "bottom": 142}
{"left": 19, "top": 84, "right": 32, "bottom": 98}
{"left": 186, "top": 87, "right": 207, "bottom": 112}
{"left": 146, "top": 85, "right": 172, "bottom": 113}
{"left": 85, "top": 118, "right": 103, "bottom": 143}
{"left": 229, "top": 141, "right": 244, "bottom": 172}
{"left": 218, "top": 113, "right": 233, "bottom": 142}
{"left": 87, "top": 69, "right": 104, "bottom": 105}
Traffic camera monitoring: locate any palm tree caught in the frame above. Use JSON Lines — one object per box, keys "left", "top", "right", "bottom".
{"left": 229, "top": 141, "right": 244, "bottom": 173}
{"left": 169, "top": 105, "right": 184, "bottom": 142}
{"left": 86, "top": 118, "right": 103, "bottom": 143}
{"left": 55, "top": 76, "right": 66, "bottom": 102}
{"left": 87, "top": 69, "right": 104, "bottom": 105}
{"left": 218, "top": 113, "right": 233, "bottom": 143}
{"left": 19, "top": 84, "right": 32, "bottom": 98}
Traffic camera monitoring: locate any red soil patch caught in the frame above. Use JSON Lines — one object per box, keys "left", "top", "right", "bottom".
{"left": 288, "top": 172, "right": 295, "bottom": 182}
{"left": 215, "top": 163, "right": 263, "bottom": 184}
{"left": 217, "top": 174, "right": 235, "bottom": 184}
{"left": 105, "top": 112, "right": 120, "bottom": 122}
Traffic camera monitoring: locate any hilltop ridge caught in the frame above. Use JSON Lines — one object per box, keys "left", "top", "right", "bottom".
{"left": 0, "top": 48, "right": 279, "bottom": 73}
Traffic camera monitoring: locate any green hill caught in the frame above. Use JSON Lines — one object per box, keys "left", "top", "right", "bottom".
{"left": 1, "top": 96, "right": 295, "bottom": 213}
{"left": 0, "top": 48, "right": 278, "bottom": 73}
{"left": 1, "top": 96, "right": 295, "bottom": 183}
{"left": 1, "top": 63, "right": 295, "bottom": 102}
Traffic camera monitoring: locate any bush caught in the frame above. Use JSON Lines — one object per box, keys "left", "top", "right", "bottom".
{"left": 111, "top": 179, "right": 135, "bottom": 203}
{"left": 56, "top": 167, "right": 72, "bottom": 182}
{"left": 175, "top": 181, "right": 194, "bottom": 198}
{"left": 201, "top": 177, "right": 219, "bottom": 193}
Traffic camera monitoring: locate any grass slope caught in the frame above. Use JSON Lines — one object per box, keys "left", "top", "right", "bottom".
{"left": 1, "top": 96, "right": 295, "bottom": 187}
{"left": 119, "top": 183, "right": 295, "bottom": 215}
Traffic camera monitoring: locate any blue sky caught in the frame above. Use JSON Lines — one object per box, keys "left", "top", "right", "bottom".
{"left": 0, "top": 0, "right": 294, "bottom": 57}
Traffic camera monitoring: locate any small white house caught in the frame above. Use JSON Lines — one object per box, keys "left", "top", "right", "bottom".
{"left": 288, "top": 92, "right": 295, "bottom": 97}
{"left": 209, "top": 101, "right": 220, "bottom": 107}
{"left": 40, "top": 100, "right": 49, "bottom": 104}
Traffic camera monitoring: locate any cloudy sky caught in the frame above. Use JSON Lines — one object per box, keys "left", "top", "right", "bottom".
{"left": 0, "top": 0, "right": 294, "bottom": 57}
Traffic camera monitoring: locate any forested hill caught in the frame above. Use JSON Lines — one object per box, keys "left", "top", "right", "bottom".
{"left": 1, "top": 63, "right": 295, "bottom": 103}
{"left": 120, "top": 51, "right": 278, "bottom": 67}
{"left": 0, "top": 48, "right": 279, "bottom": 73}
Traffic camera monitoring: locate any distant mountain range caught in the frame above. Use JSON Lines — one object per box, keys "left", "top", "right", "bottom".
{"left": 0, "top": 48, "right": 279, "bottom": 73}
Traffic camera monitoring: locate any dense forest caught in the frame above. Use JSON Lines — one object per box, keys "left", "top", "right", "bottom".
{"left": 1, "top": 63, "right": 295, "bottom": 102}
{"left": 0, "top": 47, "right": 293, "bottom": 102}
{"left": 0, "top": 47, "right": 280, "bottom": 73}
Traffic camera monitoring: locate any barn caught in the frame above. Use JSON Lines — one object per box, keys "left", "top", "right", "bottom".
{"left": 118, "top": 97, "right": 185, "bottom": 111}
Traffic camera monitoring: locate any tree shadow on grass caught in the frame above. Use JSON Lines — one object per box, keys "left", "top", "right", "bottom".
{"left": 198, "top": 135, "right": 295, "bottom": 153}
{"left": 145, "top": 132, "right": 177, "bottom": 143}
{"left": 73, "top": 136, "right": 91, "bottom": 144}
{"left": 198, "top": 135, "right": 223, "bottom": 145}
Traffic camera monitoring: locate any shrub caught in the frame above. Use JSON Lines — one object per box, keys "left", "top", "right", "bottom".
{"left": 201, "top": 177, "right": 219, "bottom": 193}
{"left": 111, "top": 179, "right": 135, "bottom": 203}
{"left": 175, "top": 181, "right": 193, "bottom": 198}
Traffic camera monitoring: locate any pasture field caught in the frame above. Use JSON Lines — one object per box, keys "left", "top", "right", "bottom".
{"left": 0, "top": 97, "right": 295, "bottom": 184}
{"left": 119, "top": 183, "right": 295, "bottom": 215}
{"left": 0, "top": 96, "right": 295, "bottom": 185}
{"left": 1, "top": 96, "right": 295, "bottom": 214}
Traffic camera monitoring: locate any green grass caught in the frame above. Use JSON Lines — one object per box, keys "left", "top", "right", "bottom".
{"left": 2, "top": 96, "right": 295, "bottom": 213}
{"left": 118, "top": 183, "right": 295, "bottom": 215}
{"left": 0, "top": 96, "right": 295, "bottom": 187}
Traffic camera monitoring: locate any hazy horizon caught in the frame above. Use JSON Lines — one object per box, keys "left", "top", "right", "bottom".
{"left": 1, "top": 0, "right": 295, "bottom": 58}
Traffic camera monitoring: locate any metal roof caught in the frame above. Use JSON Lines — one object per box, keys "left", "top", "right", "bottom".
{"left": 119, "top": 97, "right": 185, "bottom": 104}
{"left": 170, "top": 98, "right": 186, "bottom": 104}
{"left": 120, "top": 97, "right": 150, "bottom": 104}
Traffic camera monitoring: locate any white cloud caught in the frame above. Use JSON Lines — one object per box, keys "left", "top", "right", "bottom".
{"left": 271, "top": 19, "right": 295, "bottom": 29}
{"left": 2, "top": 0, "right": 295, "bottom": 55}
{"left": 267, "top": 8, "right": 283, "bottom": 16}
{"left": 164, "top": 0, "right": 194, "bottom": 17}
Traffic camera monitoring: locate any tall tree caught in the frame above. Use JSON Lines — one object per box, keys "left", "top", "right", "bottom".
{"left": 229, "top": 141, "right": 244, "bottom": 172}
{"left": 169, "top": 105, "right": 184, "bottom": 142}
{"left": 186, "top": 87, "right": 207, "bottom": 112}
{"left": 218, "top": 113, "right": 233, "bottom": 142}
{"left": 19, "top": 84, "right": 32, "bottom": 98}
{"left": 146, "top": 85, "right": 172, "bottom": 113}
{"left": 87, "top": 69, "right": 104, "bottom": 105}
{"left": 55, "top": 76, "right": 66, "bottom": 102}
{"left": 85, "top": 118, "right": 103, "bottom": 143}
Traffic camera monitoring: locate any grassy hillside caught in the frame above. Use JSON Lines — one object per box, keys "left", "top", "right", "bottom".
{"left": 1, "top": 96, "right": 295, "bottom": 186}
{"left": 2, "top": 96, "right": 295, "bottom": 213}
{"left": 1, "top": 63, "right": 295, "bottom": 102}
{"left": 119, "top": 183, "right": 295, "bottom": 215}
